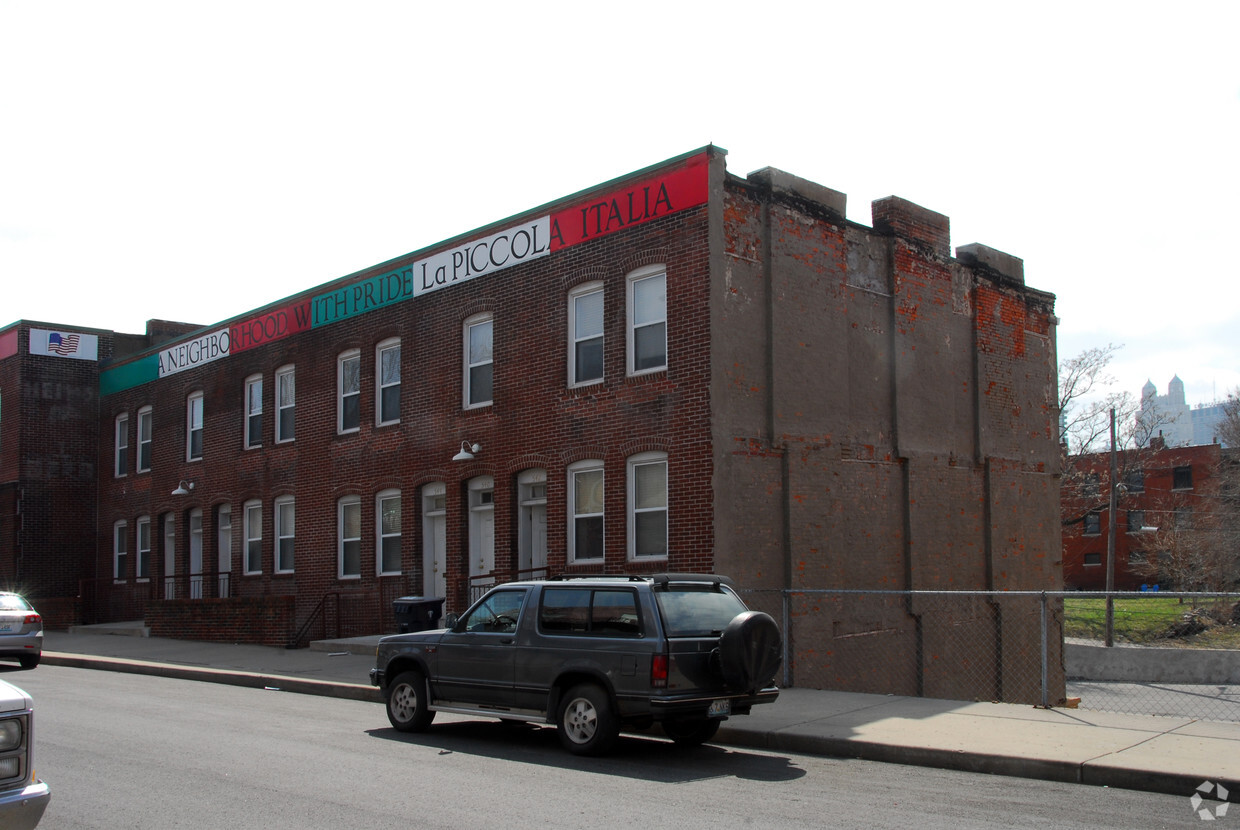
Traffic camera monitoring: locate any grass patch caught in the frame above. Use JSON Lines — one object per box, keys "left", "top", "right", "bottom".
{"left": 1063, "top": 596, "right": 1239, "bottom": 646}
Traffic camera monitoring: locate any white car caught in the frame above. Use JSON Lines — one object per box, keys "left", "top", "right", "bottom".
{"left": 0, "top": 594, "right": 42, "bottom": 670}
{"left": 0, "top": 678, "right": 50, "bottom": 829}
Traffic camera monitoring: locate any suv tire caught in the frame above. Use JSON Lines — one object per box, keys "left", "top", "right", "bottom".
{"left": 387, "top": 670, "right": 435, "bottom": 732}
{"left": 662, "top": 717, "right": 721, "bottom": 746}
{"left": 557, "top": 683, "right": 619, "bottom": 756}
{"left": 718, "top": 611, "right": 782, "bottom": 694}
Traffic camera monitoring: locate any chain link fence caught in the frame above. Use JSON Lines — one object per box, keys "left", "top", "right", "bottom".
{"left": 738, "top": 589, "right": 1240, "bottom": 723}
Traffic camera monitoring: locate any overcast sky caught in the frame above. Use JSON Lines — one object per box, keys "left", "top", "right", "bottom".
{"left": 3, "top": 1, "right": 1237, "bottom": 408}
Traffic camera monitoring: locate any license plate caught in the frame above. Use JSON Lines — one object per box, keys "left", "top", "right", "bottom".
{"left": 0, "top": 624, "right": 13, "bottom": 633}
{"left": 707, "top": 699, "right": 731, "bottom": 718}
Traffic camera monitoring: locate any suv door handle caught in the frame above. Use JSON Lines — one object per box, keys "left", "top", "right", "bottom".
{"left": 499, "top": 638, "right": 514, "bottom": 645}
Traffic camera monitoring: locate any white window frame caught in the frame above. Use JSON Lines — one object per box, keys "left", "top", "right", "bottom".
{"left": 627, "top": 451, "right": 668, "bottom": 561}
{"left": 275, "top": 364, "right": 295, "bottom": 443}
{"left": 274, "top": 496, "right": 295, "bottom": 574}
{"left": 186, "top": 391, "right": 204, "bottom": 461}
{"left": 627, "top": 264, "right": 667, "bottom": 376}
{"left": 338, "top": 350, "right": 361, "bottom": 434}
{"left": 114, "top": 413, "right": 129, "bottom": 478}
{"left": 568, "top": 459, "right": 605, "bottom": 564}
{"left": 136, "top": 406, "right": 153, "bottom": 473}
{"left": 243, "top": 500, "right": 262, "bottom": 575}
{"left": 113, "top": 520, "right": 128, "bottom": 581}
{"left": 136, "top": 515, "right": 151, "bottom": 580}
{"left": 377, "top": 489, "right": 402, "bottom": 576}
{"left": 376, "top": 338, "right": 401, "bottom": 426}
{"left": 339, "top": 495, "right": 362, "bottom": 580}
{"left": 463, "top": 313, "right": 494, "bottom": 409}
{"left": 568, "top": 282, "right": 604, "bottom": 387}
{"left": 245, "top": 374, "right": 263, "bottom": 449}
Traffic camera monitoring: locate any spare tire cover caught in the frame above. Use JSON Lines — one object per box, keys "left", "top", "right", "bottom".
{"left": 718, "top": 611, "right": 782, "bottom": 693}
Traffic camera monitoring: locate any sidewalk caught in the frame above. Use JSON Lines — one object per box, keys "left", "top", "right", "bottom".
{"left": 37, "top": 626, "right": 1240, "bottom": 798}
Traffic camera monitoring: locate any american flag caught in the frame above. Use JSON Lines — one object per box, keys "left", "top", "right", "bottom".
{"left": 48, "top": 332, "right": 80, "bottom": 355}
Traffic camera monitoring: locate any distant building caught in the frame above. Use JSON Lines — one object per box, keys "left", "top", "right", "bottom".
{"left": 1139, "top": 377, "right": 1231, "bottom": 448}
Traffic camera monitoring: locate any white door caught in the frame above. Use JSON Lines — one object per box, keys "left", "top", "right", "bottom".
{"left": 518, "top": 469, "right": 548, "bottom": 579}
{"left": 189, "top": 508, "right": 204, "bottom": 599}
{"left": 422, "top": 483, "right": 447, "bottom": 599}
{"left": 163, "top": 515, "right": 176, "bottom": 599}
{"left": 468, "top": 476, "right": 495, "bottom": 601}
{"left": 217, "top": 505, "right": 232, "bottom": 597}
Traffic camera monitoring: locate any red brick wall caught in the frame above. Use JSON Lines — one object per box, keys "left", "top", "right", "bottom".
{"left": 147, "top": 594, "right": 295, "bottom": 646}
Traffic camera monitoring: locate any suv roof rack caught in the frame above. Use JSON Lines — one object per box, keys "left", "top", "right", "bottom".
{"left": 549, "top": 574, "right": 648, "bottom": 582}
{"left": 651, "top": 573, "right": 735, "bottom": 588}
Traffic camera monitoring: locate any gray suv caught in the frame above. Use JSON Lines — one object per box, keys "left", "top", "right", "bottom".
{"left": 370, "top": 574, "right": 781, "bottom": 755}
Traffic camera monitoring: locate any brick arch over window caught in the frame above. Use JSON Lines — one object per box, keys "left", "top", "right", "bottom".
{"left": 621, "top": 247, "right": 670, "bottom": 275}
{"left": 457, "top": 299, "right": 497, "bottom": 322}
{"left": 560, "top": 266, "right": 609, "bottom": 292}
{"left": 618, "top": 438, "right": 670, "bottom": 458}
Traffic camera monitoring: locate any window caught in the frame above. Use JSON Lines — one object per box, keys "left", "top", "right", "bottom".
{"left": 569, "top": 460, "right": 604, "bottom": 563}
{"left": 187, "top": 391, "right": 204, "bottom": 461}
{"left": 137, "top": 406, "right": 152, "bottom": 472}
{"left": 114, "top": 413, "right": 129, "bottom": 477}
{"left": 464, "top": 314, "right": 493, "bottom": 408}
{"left": 1083, "top": 552, "right": 1102, "bottom": 566}
{"left": 1083, "top": 512, "right": 1101, "bottom": 535}
{"left": 338, "top": 350, "right": 361, "bottom": 433}
{"left": 377, "top": 489, "right": 401, "bottom": 575}
{"left": 1172, "top": 465, "right": 1193, "bottom": 490}
{"left": 627, "top": 265, "right": 666, "bottom": 375}
{"left": 459, "top": 589, "right": 526, "bottom": 634}
{"left": 569, "top": 282, "right": 604, "bottom": 386}
{"left": 245, "top": 375, "right": 263, "bottom": 449}
{"left": 243, "top": 500, "right": 262, "bottom": 574}
{"left": 377, "top": 339, "right": 401, "bottom": 425}
{"left": 1081, "top": 473, "right": 1099, "bottom": 498}
{"left": 136, "top": 516, "right": 151, "bottom": 579}
{"left": 275, "top": 496, "right": 295, "bottom": 573}
{"left": 540, "top": 588, "right": 641, "bottom": 636}
{"left": 276, "top": 365, "right": 295, "bottom": 442}
{"left": 1127, "top": 510, "right": 1146, "bottom": 534}
{"left": 628, "top": 452, "right": 668, "bottom": 560}
{"left": 114, "top": 520, "right": 128, "bottom": 580}
{"left": 1124, "top": 468, "right": 1145, "bottom": 493}
{"left": 339, "top": 496, "right": 361, "bottom": 579}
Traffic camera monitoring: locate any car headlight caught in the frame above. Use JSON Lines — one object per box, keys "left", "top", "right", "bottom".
{"left": 0, "top": 719, "right": 21, "bottom": 752}
{"left": 0, "top": 756, "right": 19, "bottom": 780}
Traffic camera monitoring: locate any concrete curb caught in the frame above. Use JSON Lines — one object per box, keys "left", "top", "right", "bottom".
{"left": 44, "top": 652, "right": 383, "bottom": 703}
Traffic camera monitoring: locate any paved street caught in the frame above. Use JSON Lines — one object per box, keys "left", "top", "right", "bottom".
{"left": 14, "top": 666, "right": 1207, "bottom": 830}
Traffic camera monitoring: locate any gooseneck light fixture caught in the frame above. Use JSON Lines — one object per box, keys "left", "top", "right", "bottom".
{"left": 171, "top": 480, "right": 195, "bottom": 496}
{"left": 452, "top": 441, "right": 481, "bottom": 462}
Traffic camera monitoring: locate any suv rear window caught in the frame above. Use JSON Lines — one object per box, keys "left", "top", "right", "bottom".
{"left": 655, "top": 587, "right": 747, "bottom": 637}
{"left": 540, "top": 588, "right": 641, "bottom": 636}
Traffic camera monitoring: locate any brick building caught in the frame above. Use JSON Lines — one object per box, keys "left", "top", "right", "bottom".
{"left": 2, "top": 146, "right": 1062, "bottom": 701}
{"left": 1062, "top": 441, "right": 1226, "bottom": 591}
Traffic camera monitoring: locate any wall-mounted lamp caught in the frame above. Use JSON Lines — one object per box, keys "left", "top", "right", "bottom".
{"left": 452, "top": 441, "right": 481, "bottom": 462}
{"left": 171, "top": 480, "right": 195, "bottom": 496}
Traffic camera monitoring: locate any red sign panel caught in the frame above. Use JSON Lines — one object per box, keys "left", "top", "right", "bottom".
{"left": 229, "top": 299, "right": 313, "bottom": 354}
{"left": 549, "top": 153, "right": 709, "bottom": 251}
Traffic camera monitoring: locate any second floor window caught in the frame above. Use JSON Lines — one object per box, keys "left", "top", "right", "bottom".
{"left": 569, "top": 283, "right": 604, "bottom": 386}
{"left": 339, "top": 351, "right": 361, "bottom": 433}
{"left": 1173, "top": 465, "right": 1193, "bottom": 490}
{"left": 245, "top": 375, "right": 263, "bottom": 449}
{"left": 187, "top": 392, "right": 204, "bottom": 461}
{"left": 377, "top": 340, "right": 401, "bottom": 425}
{"left": 465, "top": 315, "right": 493, "bottom": 408}
{"left": 114, "top": 413, "right": 129, "bottom": 477}
{"left": 137, "top": 406, "right": 152, "bottom": 472}
{"left": 276, "top": 366, "right": 295, "bottom": 442}
{"left": 628, "top": 266, "right": 667, "bottom": 375}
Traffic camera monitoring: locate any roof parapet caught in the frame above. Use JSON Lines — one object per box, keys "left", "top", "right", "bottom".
{"left": 956, "top": 243, "right": 1025, "bottom": 285}
{"left": 747, "top": 167, "right": 847, "bottom": 220}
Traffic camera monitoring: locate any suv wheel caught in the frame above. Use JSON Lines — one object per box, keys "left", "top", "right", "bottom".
{"left": 662, "top": 718, "right": 721, "bottom": 746}
{"left": 387, "top": 670, "right": 435, "bottom": 732}
{"left": 557, "top": 683, "right": 618, "bottom": 756}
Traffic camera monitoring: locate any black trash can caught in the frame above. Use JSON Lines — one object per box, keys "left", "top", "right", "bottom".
{"left": 393, "top": 596, "right": 446, "bottom": 633}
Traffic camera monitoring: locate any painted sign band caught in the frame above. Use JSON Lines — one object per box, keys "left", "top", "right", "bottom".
{"left": 230, "top": 300, "right": 313, "bottom": 353}
{"left": 413, "top": 217, "right": 550, "bottom": 298}
{"left": 158, "top": 327, "right": 231, "bottom": 377}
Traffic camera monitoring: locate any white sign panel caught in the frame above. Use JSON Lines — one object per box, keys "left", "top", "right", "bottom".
{"left": 158, "top": 327, "right": 231, "bottom": 377}
{"left": 413, "top": 217, "right": 551, "bottom": 297}
{"left": 29, "top": 329, "right": 99, "bottom": 361}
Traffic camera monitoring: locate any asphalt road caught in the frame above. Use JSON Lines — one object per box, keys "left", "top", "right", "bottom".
{"left": 9, "top": 665, "right": 1212, "bottom": 830}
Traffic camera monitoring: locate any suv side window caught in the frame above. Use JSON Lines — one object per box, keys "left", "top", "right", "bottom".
{"left": 540, "top": 587, "right": 641, "bottom": 636}
{"left": 462, "top": 590, "right": 525, "bottom": 634}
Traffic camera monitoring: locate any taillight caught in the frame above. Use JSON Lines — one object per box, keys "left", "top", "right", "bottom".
{"left": 651, "top": 654, "right": 668, "bottom": 688}
{"left": 23, "top": 615, "right": 40, "bottom": 625}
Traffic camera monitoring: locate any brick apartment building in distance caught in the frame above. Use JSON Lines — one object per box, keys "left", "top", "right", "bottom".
{"left": 0, "top": 146, "right": 1062, "bottom": 702}
{"left": 1062, "top": 440, "right": 1227, "bottom": 591}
